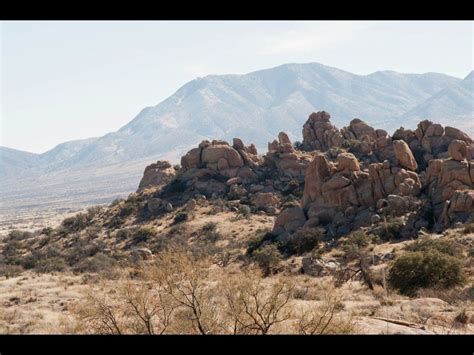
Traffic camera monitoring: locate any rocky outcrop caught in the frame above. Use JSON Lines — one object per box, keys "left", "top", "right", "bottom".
{"left": 138, "top": 161, "right": 176, "bottom": 191}
{"left": 291, "top": 149, "right": 423, "bottom": 236}
{"left": 393, "top": 120, "right": 474, "bottom": 166}
{"left": 301, "top": 111, "right": 344, "bottom": 151}
{"left": 181, "top": 139, "right": 261, "bottom": 180}
{"left": 136, "top": 110, "right": 474, "bottom": 236}
{"left": 266, "top": 131, "right": 312, "bottom": 178}
{"left": 273, "top": 206, "right": 307, "bottom": 234}
{"left": 424, "top": 147, "right": 474, "bottom": 226}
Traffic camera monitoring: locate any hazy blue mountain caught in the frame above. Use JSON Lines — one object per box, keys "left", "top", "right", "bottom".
{"left": 395, "top": 71, "right": 474, "bottom": 133}
{"left": 1, "top": 62, "right": 472, "bottom": 216}
{"left": 0, "top": 146, "right": 39, "bottom": 177}
{"left": 51, "top": 63, "right": 460, "bottom": 168}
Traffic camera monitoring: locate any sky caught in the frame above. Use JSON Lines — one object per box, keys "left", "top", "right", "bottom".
{"left": 1, "top": 21, "right": 473, "bottom": 154}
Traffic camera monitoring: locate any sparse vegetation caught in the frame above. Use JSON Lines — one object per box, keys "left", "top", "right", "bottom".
{"left": 281, "top": 228, "right": 322, "bottom": 256}
{"left": 6, "top": 230, "right": 33, "bottom": 241}
{"left": 342, "top": 139, "right": 362, "bottom": 155}
{"left": 462, "top": 223, "right": 474, "bottom": 234}
{"left": 130, "top": 226, "right": 157, "bottom": 245}
{"left": 173, "top": 211, "right": 188, "bottom": 224}
{"left": 0, "top": 264, "right": 24, "bottom": 278}
{"left": 34, "top": 257, "right": 67, "bottom": 273}
{"left": 251, "top": 244, "right": 282, "bottom": 276}
{"left": 60, "top": 213, "right": 91, "bottom": 233}
{"left": 376, "top": 217, "right": 404, "bottom": 240}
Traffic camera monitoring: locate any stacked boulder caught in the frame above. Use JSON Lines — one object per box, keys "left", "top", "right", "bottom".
{"left": 301, "top": 111, "right": 344, "bottom": 151}
{"left": 136, "top": 109, "right": 474, "bottom": 236}
{"left": 178, "top": 139, "right": 262, "bottom": 197}
{"left": 425, "top": 139, "right": 474, "bottom": 226}
{"left": 393, "top": 120, "right": 474, "bottom": 165}
{"left": 138, "top": 161, "right": 176, "bottom": 191}
{"left": 274, "top": 145, "right": 423, "bottom": 236}
{"left": 266, "top": 132, "right": 313, "bottom": 178}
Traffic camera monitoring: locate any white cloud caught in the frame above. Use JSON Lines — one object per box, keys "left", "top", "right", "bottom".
{"left": 260, "top": 21, "right": 376, "bottom": 55}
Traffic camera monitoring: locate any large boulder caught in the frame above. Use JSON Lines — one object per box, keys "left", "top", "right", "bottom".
{"left": 393, "top": 140, "right": 417, "bottom": 171}
{"left": 251, "top": 192, "right": 280, "bottom": 209}
{"left": 301, "top": 111, "right": 344, "bottom": 151}
{"left": 138, "top": 161, "right": 176, "bottom": 191}
{"left": 273, "top": 206, "right": 306, "bottom": 234}
{"left": 302, "top": 154, "right": 332, "bottom": 208}
{"left": 336, "top": 152, "right": 360, "bottom": 172}
{"left": 201, "top": 144, "right": 244, "bottom": 169}
{"left": 448, "top": 139, "right": 467, "bottom": 161}
{"left": 342, "top": 118, "right": 377, "bottom": 140}
{"left": 266, "top": 132, "right": 312, "bottom": 178}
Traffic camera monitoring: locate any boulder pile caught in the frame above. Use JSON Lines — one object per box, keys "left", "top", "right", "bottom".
{"left": 137, "top": 110, "right": 474, "bottom": 238}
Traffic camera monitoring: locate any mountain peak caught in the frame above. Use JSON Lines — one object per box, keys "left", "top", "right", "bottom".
{"left": 464, "top": 70, "right": 474, "bottom": 81}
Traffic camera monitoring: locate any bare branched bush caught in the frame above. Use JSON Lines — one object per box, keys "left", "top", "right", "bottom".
{"left": 72, "top": 249, "right": 358, "bottom": 335}
{"left": 73, "top": 279, "right": 176, "bottom": 334}
{"left": 220, "top": 271, "right": 294, "bottom": 334}
{"left": 296, "top": 286, "right": 354, "bottom": 334}
{"left": 151, "top": 248, "right": 221, "bottom": 334}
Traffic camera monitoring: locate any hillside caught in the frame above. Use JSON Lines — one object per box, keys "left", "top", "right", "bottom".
{"left": 0, "top": 147, "right": 39, "bottom": 177}
{"left": 1, "top": 111, "right": 473, "bottom": 334}
{"left": 398, "top": 71, "right": 474, "bottom": 132}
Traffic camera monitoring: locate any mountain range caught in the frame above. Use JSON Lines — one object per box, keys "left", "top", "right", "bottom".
{"left": 1, "top": 62, "right": 473, "bottom": 218}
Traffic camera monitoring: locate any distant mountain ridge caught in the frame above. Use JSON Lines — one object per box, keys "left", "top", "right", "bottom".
{"left": 1, "top": 62, "right": 472, "bottom": 216}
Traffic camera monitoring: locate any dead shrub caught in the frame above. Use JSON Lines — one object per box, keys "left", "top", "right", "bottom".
{"left": 296, "top": 286, "right": 354, "bottom": 334}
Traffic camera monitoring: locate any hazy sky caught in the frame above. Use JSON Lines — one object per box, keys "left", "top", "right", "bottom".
{"left": 1, "top": 21, "right": 473, "bottom": 154}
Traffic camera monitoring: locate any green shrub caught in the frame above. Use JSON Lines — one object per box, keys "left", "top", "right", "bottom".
{"left": 72, "top": 253, "right": 116, "bottom": 273}
{"left": 327, "top": 147, "right": 345, "bottom": 159}
{"left": 405, "top": 238, "right": 461, "bottom": 257}
{"left": 342, "top": 139, "right": 362, "bottom": 154}
{"left": 131, "top": 226, "right": 156, "bottom": 244}
{"left": 238, "top": 204, "right": 251, "bottom": 217}
{"left": 7, "top": 230, "right": 33, "bottom": 241}
{"left": 165, "top": 179, "right": 187, "bottom": 194}
{"left": 252, "top": 244, "right": 282, "bottom": 276}
{"left": 107, "top": 216, "right": 124, "bottom": 228}
{"left": 246, "top": 231, "right": 278, "bottom": 255}
{"left": 199, "top": 222, "right": 221, "bottom": 242}
{"left": 119, "top": 202, "right": 137, "bottom": 218}
{"left": 61, "top": 213, "right": 89, "bottom": 233}
{"left": 281, "top": 228, "right": 323, "bottom": 256}
{"left": 65, "top": 240, "right": 105, "bottom": 265}
{"left": 201, "top": 222, "right": 217, "bottom": 232}
{"left": 376, "top": 218, "right": 404, "bottom": 240}
{"left": 388, "top": 250, "right": 465, "bottom": 296}
{"left": 342, "top": 230, "right": 378, "bottom": 258}
{"left": 86, "top": 206, "right": 100, "bottom": 220}
{"left": 115, "top": 229, "right": 131, "bottom": 242}
{"left": 19, "top": 253, "right": 39, "bottom": 269}
{"left": 173, "top": 211, "right": 188, "bottom": 224}
{"left": 293, "top": 141, "right": 303, "bottom": 150}
{"left": 34, "top": 257, "right": 67, "bottom": 273}
{"left": 463, "top": 223, "right": 474, "bottom": 234}
{"left": 39, "top": 227, "right": 54, "bottom": 237}
{"left": 110, "top": 198, "right": 124, "bottom": 207}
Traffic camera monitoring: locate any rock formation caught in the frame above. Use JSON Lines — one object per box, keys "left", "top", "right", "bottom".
{"left": 138, "top": 161, "right": 176, "bottom": 191}
{"left": 301, "top": 111, "right": 344, "bottom": 151}
{"left": 136, "top": 110, "right": 474, "bottom": 238}
{"left": 266, "top": 131, "right": 312, "bottom": 178}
